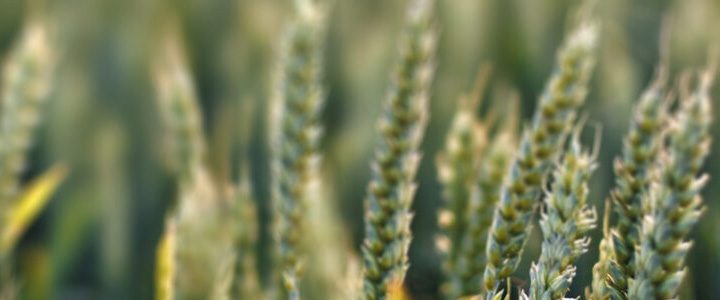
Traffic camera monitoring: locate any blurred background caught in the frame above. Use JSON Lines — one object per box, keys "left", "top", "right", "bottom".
{"left": 1, "top": 0, "right": 719, "bottom": 299}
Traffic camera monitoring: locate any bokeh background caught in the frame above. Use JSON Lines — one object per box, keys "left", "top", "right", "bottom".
{"left": 1, "top": 0, "right": 719, "bottom": 299}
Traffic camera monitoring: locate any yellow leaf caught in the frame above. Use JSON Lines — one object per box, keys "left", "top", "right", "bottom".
{"left": 1, "top": 164, "right": 68, "bottom": 255}
{"left": 156, "top": 220, "right": 176, "bottom": 300}
{"left": 387, "top": 279, "right": 410, "bottom": 300}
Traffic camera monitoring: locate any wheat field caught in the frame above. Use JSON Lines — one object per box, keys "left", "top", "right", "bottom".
{"left": 0, "top": 0, "right": 719, "bottom": 299}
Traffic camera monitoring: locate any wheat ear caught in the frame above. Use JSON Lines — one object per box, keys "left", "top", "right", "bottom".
{"left": 153, "top": 33, "right": 207, "bottom": 181}
{"left": 590, "top": 68, "right": 669, "bottom": 299}
{"left": 523, "top": 135, "right": 598, "bottom": 300}
{"left": 437, "top": 67, "right": 491, "bottom": 299}
{"left": 153, "top": 30, "right": 236, "bottom": 299}
{"left": 231, "top": 168, "right": 262, "bottom": 299}
{"left": 445, "top": 90, "right": 519, "bottom": 299}
{"left": 270, "top": 1, "right": 327, "bottom": 298}
{"left": 0, "top": 22, "right": 53, "bottom": 216}
{"left": 0, "top": 21, "right": 54, "bottom": 297}
{"left": 629, "top": 66, "right": 715, "bottom": 299}
{"left": 361, "top": 0, "right": 437, "bottom": 299}
{"left": 482, "top": 19, "right": 598, "bottom": 298}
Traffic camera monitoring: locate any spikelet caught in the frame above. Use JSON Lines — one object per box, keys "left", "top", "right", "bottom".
{"left": 523, "top": 135, "right": 598, "bottom": 300}
{"left": 0, "top": 20, "right": 55, "bottom": 297}
{"left": 629, "top": 65, "right": 715, "bottom": 299}
{"left": 482, "top": 16, "right": 598, "bottom": 297}
{"left": 270, "top": 1, "right": 327, "bottom": 298}
{"left": 436, "top": 67, "right": 490, "bottom": 299}
{"left": 590, "top": 68, "right": 669, "bottom": 299}
{"left": 361, "top": 0, "right": 437, "bottom": 299}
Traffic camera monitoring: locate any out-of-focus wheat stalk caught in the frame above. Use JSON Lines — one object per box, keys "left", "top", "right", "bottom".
{"left": 153, "top": 29, "right": 235, "bottom": 299}
{"left": 523, "top": 135, "right": 597, "bottom": 299}
{"left": 156, "top": 220, "right": 176, "bottom": 300}
{"left": 590, "top": 67, "right": 669, "bottom": 299}
{"left": 361, "top": 0, "right": 436, "bottom": 298}
{"left": 482, "top": 15, "right": 598, "bottom": 298}
{"left": 452, "top": 93, "right": 518, "bottom": 298}
{"left": 269, "top": 0, "right": 328, "bottom": 298}
{"left": 436, "top": 67, "right": 490, "bottom": 299}
{"left": 629, "top": 64, "right": 715, "bottom": 299}
{"left": 153, "top": 31, "right": 207, "bottom": 181}
{"left": 231, "top": 168, "right": 263, "bottom": 299}
{"left": 0, "top": 20, "right": 55, "bottom": 298}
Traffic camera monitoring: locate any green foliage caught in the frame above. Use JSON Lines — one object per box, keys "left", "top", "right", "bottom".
{"left": 2, "top": 1, "right": 720, "bottom": 300}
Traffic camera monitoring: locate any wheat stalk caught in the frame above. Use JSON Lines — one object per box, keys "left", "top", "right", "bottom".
{"left": 361, "top": 0, "right": 436, "bottom": 298}
{"left": 0, "top": 22, "right": 53, "bottom": 222}
{"left": 440, "top": 87, "right": 519, "bottom": 299}
{"left": 270, "top": 1, "right": 327, "bottom": 298}
{"left": 522, "top": 135, "right": 597, "bottom": 300}
{"left": 230, "top": 168, "right": 263, "bottom": 299}
{"left": 153, "top": 32, "right": 207, "bottom": 181}
{"left": 629, "top": 66, "right": 715, "bottom": 299}
{"left": 456, "top": 118, "right": 517, "bottom": 298}
{"left": 590, "top": 67, "right": 669, "bottom": 299}
{"left": 153, "top": 29, "right": 235, "bottom": 299}
{"left": 482, "top": 18, "right": 598, "bottom": 298}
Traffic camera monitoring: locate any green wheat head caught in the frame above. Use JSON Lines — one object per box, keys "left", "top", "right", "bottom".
{"left": 153, "top": 34, "right": 207, "bottom": 181}
{"left": 629, "top": 66, "right": 715, "bottom": 299}
{"left": 591, "top": 67, "right": 670, "bottom": 299}
{"left": 270, "top": 0, "right": 328, "bottom": 298}
{"left": 0, "top": 22, "right": 54, "bottom": 215}
{"left": 436, "top": 68, "right": 490, "bottom": 299}
{"left": 438, "top": 82, "right": 520, "bottom": 299}
{"left": 231, "top": 169, "right": 262, "bottom": 299}
{"left": 361, "top": 0, "right": 437, "bottom": 298}
{"left": 153, "top": 31, "right": 236, "bottom": 299}
{"left": 523, "top": 135, "right": 597, "bottom": 300}
{"left": 455, "top": 111, "right": 518, "bottom": 298}
{"left": 0, "top": 21, "right": 54, "bottom": 298}
{"left": 482, "top": 16, "right": 598, "bottom": 298}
